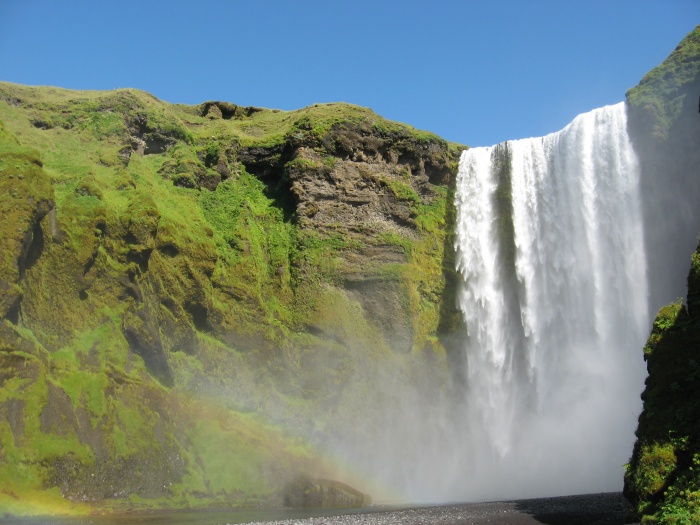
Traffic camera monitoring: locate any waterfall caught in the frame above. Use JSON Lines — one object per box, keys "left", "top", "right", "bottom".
{"left": 454, "top": 103, "right": 650, "bottom": 499}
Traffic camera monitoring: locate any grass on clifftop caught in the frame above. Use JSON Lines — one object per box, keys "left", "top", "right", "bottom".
{"left": 626, "top": 24, "right": 700, "bottom": 140}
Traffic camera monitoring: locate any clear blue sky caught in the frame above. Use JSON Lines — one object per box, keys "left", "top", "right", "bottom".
{"left": 1, "top": 1, "right": 698, "bottom": 147}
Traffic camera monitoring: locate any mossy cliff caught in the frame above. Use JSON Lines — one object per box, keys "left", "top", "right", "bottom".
{"left": 624, "top": 243, "right": 700, "bottom": 523}
{"left": 0, "top": 81, "right": 464, "bottom": 515}
{"left": 624, "top": 24, "right": 700, "bottom": 524}
{"left": 627, "top": 24, "right": 700, "bottom": 313}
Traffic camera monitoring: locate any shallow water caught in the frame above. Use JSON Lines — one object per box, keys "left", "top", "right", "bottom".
{"left": 1, "top": 493, "right": 632, "bottom": 525}
{"left": 2, "top": 505, "right": 404, "bottom": 525}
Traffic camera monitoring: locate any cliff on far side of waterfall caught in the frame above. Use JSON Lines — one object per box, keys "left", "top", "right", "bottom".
{"left": 626, "top": 24, "right": 700, "bottom": 143}
{"left": 0, "top": 82, "right": 465, "bottom": 515}
{"left": 623, "top": 23, "right": 700, "bottom": 525}
{"left": 626, "top": 25, "right": 700, "bottom": 313}
{"left": 624, "top": 241, "right": 700, "bottom": 523}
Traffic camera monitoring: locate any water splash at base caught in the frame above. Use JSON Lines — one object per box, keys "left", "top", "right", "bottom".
{"left": 454, "top": 103, "right": 649, "bottom": 499}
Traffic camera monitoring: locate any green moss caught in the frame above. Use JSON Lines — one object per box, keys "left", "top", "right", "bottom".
{"left": 0, "top": 485, "right": 90, "bottom": 517}
{"left": 292, "top": 231, "right": 358, "bottom": 290}
{"left": 385, "top": 179, "right": 421, "bottom": 205}
{"left": 199, "top": 171, "right": 296, "bottom": 334}
{"left": 414, "top": 185, "right": 448, "bottom": 233}
{"left": 628, "top": 442, "right": 677, "bottom": 500}
{"left": 200, "top": 172, "right": 293, "bottom": 273}
{"left": 0, "top": 118, "right": 19, "bottom": 150}
{"left": 169, "top": 403, "right": 312, "bottom": 506}
{"left": 626, "top": 25, "right": 700, "bottom": 140}
{"left": 0, "top": 80, "right": 462, "bottom": 514}
{"left": 53, "top": 369, "right": 108, "bottom": 424}
{"left": 285, "top": 156, "right": 322, "bottom": 171}
{"left": 0, "top": 144, "right": 54, "bottom": 298}
{"left": 189, "top": 419, "right": 269, "bottom": 495}
{"left": 644, "top": 300, "right": 685, "bottom": 358}
{"left": 85, "top": 111, "right": 127, "bottom": 139}
{"left": 378, "top": 232, "right": 413, "bottom": 258}
{"left": 169, "top": 351, "right": 205, "bottom": 387}
{"left": 625, "top": 242, "right": 700, "bottom": 523}
{"left": 0, "top": 353, "right": 94, "bottom": 467}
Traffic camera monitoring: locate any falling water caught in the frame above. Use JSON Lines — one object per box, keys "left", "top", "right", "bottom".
{"left": 454, "top": 103, "right": 650, "bottom": 499}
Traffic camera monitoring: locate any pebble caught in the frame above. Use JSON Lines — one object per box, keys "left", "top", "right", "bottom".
{"left": 233, "top": 492, "right": 633, "bottom": 525}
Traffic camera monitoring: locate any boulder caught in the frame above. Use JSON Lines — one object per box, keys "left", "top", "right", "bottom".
{"left": 284, "top": 476, "right": 371, "bottom": 508}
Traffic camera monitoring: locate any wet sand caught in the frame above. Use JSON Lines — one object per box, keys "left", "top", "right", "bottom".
{"left": 237, "top": 492, "right": 634, "bottom": 525}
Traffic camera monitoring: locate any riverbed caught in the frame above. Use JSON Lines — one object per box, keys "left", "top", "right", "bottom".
{"left": 3, "top": 492, "right": 635, "bottom": 525}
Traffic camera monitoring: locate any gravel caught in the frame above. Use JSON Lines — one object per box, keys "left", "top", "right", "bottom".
{"left": 234, "top": 492, "right": 634, "bottom": 525}
{"left": 2, "top": 492, "right": 636, "bottom": 525}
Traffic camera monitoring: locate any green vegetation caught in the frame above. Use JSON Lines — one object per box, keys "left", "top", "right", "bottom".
{"left": 0, "top": 80, "right": 463, "bottom": 515}
{"left": 626, "top": 25, "right": 700, "bottom": 140}
{"left": 622, "top": 24, "right": 700, "bottom": 524}
{"left": 624, "top": 242, "right": 700, "bottom": 524}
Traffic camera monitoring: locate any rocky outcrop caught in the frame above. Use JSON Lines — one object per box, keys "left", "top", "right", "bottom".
{"left": 624, "top": 242, "right": 700, "bottom": 523}
{"left": 229, "top": 110, "right": 461, "bottom": 354}
{"left": 199, "top": 100, "right": 265, "bottom": 120}
{"left": 284, "top": 476, "right": 371, "bottom": 508}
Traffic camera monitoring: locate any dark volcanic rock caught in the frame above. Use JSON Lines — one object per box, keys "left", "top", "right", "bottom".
{"left": 284, "top": 476, "right": 371, "bottom": 509}
{"left": 247, "top": 492, "right": 631, "bottom": 525}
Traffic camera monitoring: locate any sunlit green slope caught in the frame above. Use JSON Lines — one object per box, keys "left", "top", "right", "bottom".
{"left": 0, "top": 81, "right": 463, "bottom": 515}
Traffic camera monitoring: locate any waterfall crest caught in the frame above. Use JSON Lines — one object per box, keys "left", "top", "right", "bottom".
{"left": 454, "top": 103, "right": 649, "bottom": 499}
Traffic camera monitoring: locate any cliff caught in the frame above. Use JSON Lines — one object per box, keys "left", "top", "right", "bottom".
{"left": 626, "top": 24, "right": 700, "bottom": 314}
{"left": 624, "top": 242, "right": 700, "bottom": 523}
{"left": 0, "top": 82, "right": 464, "bottom": 514}
{"left": 624, "top": 24, "right": 700, "bottom": 524}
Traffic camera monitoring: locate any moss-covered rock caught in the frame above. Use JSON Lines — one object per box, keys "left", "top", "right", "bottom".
{"left": 627, "top": 25, "right": 700, "bottom": 314}
{"left": 0, "top": 125, "right": 54, "bottom": 321}
{"left": 0, "top": 80, "right": 465, "bottom": 515}
{"left": 626, "top": 26, "right": 700, "bottom": 142}
{"left": 624, "top": 241, "right": 700, "bottom": 523}
{"left": 283, "top": 476, "right": 370, "bottom": 508}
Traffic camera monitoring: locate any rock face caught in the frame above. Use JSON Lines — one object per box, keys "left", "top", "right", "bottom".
{"left": 0, "top": 82, "right": 464, "bottom": 513}
{"left": 284, "top": 476, "right": 371, "bottom": 509}
{"left": 624, "top": 242, "right": 700, "bottom": 523}
{"left": 626, "top": 24, "right": 700, "bottom": 315}
{"left": 623, "top": 25, "right": 700, "bottom": 524}
{"left": 0, "top": 123, "right": 54, "bottom": 321}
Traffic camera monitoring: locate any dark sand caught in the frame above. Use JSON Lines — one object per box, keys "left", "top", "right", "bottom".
{"left": 236, "top": 493, "right": 635, "bottom": 525}
{"left": 2, "top": 493, "right": 636, "bottom": 524}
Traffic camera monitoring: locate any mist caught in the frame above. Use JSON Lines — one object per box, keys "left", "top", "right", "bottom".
{"left": 267, "top": 100, "right": 700, "bottom": 505}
